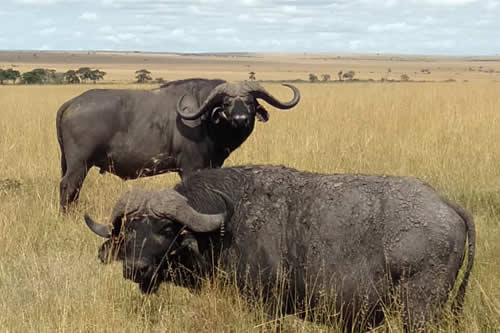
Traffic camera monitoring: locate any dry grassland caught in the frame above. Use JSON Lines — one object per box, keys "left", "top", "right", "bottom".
{"left": 0, "top": 52, "right": 499, "bottom": 332}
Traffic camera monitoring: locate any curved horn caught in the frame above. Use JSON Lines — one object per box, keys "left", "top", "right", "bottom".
{"left": 176, "top": 83, "right": 230, "bottom": 120}
{"left": 248, "top": 83, "right": 300, "bottom": 110}
{"left": 150, "top": 191, "right": 226, "bottom": 233}
{"left": 84, "top": 214, "right": 111, "bottom": 238}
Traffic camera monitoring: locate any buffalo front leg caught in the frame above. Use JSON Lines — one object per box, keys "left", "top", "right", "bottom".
{"left": 59, "top": 162, "right": 89, "bottom": 212}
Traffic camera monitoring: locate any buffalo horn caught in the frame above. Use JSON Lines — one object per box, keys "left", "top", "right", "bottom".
{"left": 176, "top": 83, "right": 230, "bottom": 120}
{"left": 151, "top": 191, "right": 226, "bottom": 233}
{"left": 84, "top": 214, "right": 112, "bottom": 238}
{"left": 248, "top": 83, "right": 300, "bottom": 109}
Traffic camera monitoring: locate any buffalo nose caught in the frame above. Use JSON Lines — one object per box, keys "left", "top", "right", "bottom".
{"left": 232, "top": 114, "right": 249, "bottom": 127}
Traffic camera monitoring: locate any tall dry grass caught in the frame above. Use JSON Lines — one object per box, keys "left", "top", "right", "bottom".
{"left": 0, "top": 81, "right": 499, "bottom": 332}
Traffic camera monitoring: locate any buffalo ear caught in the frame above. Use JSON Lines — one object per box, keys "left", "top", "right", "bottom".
{"left": 256, "top": 104, "right": 270, "bottom": 122}
{"left": 176, "top": 231, "right": 210, "bottom": 273}
{"left": 171, "top": 230, "right": 200, "bottom": 256}
{"left": 210, "top": 106, "right": 226, "bottom": 124}
{"left": 177, "top": 94, "right": 200, "bottom": 117}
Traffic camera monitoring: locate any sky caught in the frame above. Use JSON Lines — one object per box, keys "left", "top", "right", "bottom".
{"left": 0, "top": 0, "right": 499, "bottom": 56}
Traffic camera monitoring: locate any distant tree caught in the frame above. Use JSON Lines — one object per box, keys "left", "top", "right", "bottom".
{"left": 64, "top": 70, "right": 80, "bottom": 84}
{"left": 45, "top": 69, "right": 59, "bottom": 83}
{"left": 400, "top": 74, "right": 410, "bottom": 82}
{"left": 135, "top": 69, "right": 152, "bottom": 83}
{"left": 51, "top": 71, "right": 65, "bottom": 84}
{"left": 321, "top": 74, "right": 331, "bottom": 82}
{"left": 0, "top": 69, "right": 6, "bottom": 84}
{"left": 337, "top": 70, "right": 343, "bottom": 81}
{"left": 21, "top": 71, "right": 44, "bottom": 84}
{"left": 342, "top": 70, "right": 356, "bottom": 80}
{"left": 4, "top": 68, "right": 21, "bottom": 84}
{"left": 308, "top": 73, "right": 319, "bottom": 83}
{"left": 248, "top": 71, "right": 256, "bottom": 81}
{"left": 76, "top": 67, "right": 93, "bottom": 83}
{"left": 30, "top": 68, "right": 49, "bottom": 83}
{"left": 155, "top": 77, "right": 167, "bottom": 84}
{"left": 89, "top": 69, "right": 106, "bottom": 83}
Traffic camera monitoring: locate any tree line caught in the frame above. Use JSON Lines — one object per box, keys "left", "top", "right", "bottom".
{"left": 248, "top": 70, "right": 358, "bottom": 83}
{"left": 0, "top": 67, "right": 106, "bottom": 85}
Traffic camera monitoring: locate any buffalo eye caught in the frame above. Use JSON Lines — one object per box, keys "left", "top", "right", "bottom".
{"left": 158, "top": 225, "right": 176, "bottom": 236}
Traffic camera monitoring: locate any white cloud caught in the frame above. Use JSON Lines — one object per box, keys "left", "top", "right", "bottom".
{"left": 40, "top": 26, "right": 56, "bottom": 35}
{"left": 241, "top": 0, "right": 259, "bottom": 5}
{"left": 423, "top": 39, "right": 455, "bottom": 49}
{"left": 168, "top": 28, "right": 185, "bottom": 38}
{"left": 418, "top": 0, "right": 477, "bottom": 6}
{"left": 486, "top": 0, "right": 499, "bottom": 9}
{"left": 421, "top": 16, "right": 436, "bottom": 25}
{"left": 98, "top": 25, "right": 113, "bottom": 33}
{"left": 349, "top": 40, "right": 361, "bottom": 50}
{"left": 238, "top": 14, "right": 250, "bottom": 21}
{"left": 196, "top": 0, "right": 223, "bottom": 3}
{"left": 80, "top": 12, "right": 97, "bottom": 20}
{"left": 214, "top": 28, "right": 235, "bottom": 35}
{"left": 214, "top": 36, "right": 243, "bottom": 45}
{"left": 101, "top": 32, "right": 137, "bottom": 44}
{"left": 474, "top": 19, "right": 490, "bottom": 26}
{"left": 14, "top": 0, "right": 58, "bottom": 4}
{"left": 318, "top": 32, "right": 342, "bottom": 39}
{"left": 104, "top": 35, "right": 120, "bottom": 43}
{"left": 126, "top": 25, "right": 163, "bottom": 33}
{"left": 116, "top": 33, "right": 136, "bottom": 40}
{"left": 360, "top": 0, "right": 399, "bottom": 7}
{"left": 367, "top": 22, "right": 415, "bottom": 33}
{"left": 293, "top": 16, "right": 315, "bottom": 24}
{"left": 37, "top": 18, "right": 54, "bottom": 26}
{"left": 282, "top": 5, "right": 297, "bottom": 13}
{"left": 188, "top": 5, "right": 205, "bottom": 15}
{"left": 384, "top": 0, "right": 399, "bottom": 7}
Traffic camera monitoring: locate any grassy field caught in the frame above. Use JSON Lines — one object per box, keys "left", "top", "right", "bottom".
{"left": 1, "top": 53, "right": 500, "bottom": 331}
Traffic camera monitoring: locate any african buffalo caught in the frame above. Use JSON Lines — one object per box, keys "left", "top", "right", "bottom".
{"left": 56, "top": 79, "right": 300, "bottom": 210}
{"left": 84, "top": 165, "right": 474, "bottom": 331}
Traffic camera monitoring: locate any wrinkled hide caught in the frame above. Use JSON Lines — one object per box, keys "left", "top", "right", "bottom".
{"left": 85, "top": 165, "right": 474, "bottom": 331}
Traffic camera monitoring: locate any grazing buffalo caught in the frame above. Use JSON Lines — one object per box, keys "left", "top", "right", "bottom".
{"left": 56, "top": 79, "right": 300, "bottom": 210}
{"left": 84, "top": 165, "right": 474, "bottom": 331}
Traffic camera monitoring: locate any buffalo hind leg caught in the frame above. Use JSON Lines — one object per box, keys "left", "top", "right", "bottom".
{"left": 59, "top": 162, "right": 89, "bottom": 212}
{"left": 399, "top": 272, "right": 449, "bottom": 333}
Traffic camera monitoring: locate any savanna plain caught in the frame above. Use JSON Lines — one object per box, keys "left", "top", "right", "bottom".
{"left": 0, "top": 52, "right": 500, "bottom": 332}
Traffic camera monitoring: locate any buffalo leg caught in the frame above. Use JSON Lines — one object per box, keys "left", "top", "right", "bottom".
{"left": 400, "top": 271, "right": 449, "bottom": 333}
{"left": 59, "top": 162, "right": 89, "bottom": 211}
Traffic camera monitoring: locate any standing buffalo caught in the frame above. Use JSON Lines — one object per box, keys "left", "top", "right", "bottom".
{"left": 84, "top": 165, "right": 474, "bottom": 331}
{"left": 56, "top": 79, "right": 300, "bottom": 210}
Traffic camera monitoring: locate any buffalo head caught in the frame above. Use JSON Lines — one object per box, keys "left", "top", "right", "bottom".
{"left": 84, "top": 189, "right": 232, "bottom": 293}
{"left": 176, "top": 81, "right": 300, "bottom": 128}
